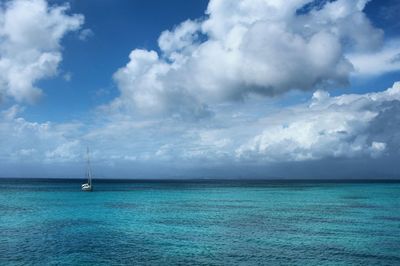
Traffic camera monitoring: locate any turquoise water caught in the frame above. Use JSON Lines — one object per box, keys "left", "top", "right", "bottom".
{"left": 1, "top": 179, "right": 400, "bottom": 265}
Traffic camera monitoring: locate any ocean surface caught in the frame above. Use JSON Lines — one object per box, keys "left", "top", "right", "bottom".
{"left": 0, "top": 179, "right": 399, "bottom": 265}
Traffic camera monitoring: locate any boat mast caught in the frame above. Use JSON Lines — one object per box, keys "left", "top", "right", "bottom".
{"left": 86, "top": 147, "right": 92, "bottom": 186}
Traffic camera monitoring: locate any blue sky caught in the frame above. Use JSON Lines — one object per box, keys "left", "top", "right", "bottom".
{"left": 26, "top": 0, "right": 209, "bottom": 122}
{"left": 0, "top": 0, "right": 400, "bottom": 179}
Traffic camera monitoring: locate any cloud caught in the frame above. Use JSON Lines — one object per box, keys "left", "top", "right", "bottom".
{"left": 0, "top": 104, "right": 83, "bottom": 163}
{"left": 236, "top": 81, "right": 400, "bottom": 162}
{"left": 2, "top": 81, "right": 400, "bottom": 177}
{"left": 112, "top": 49, "right": 212, "bottom": 119}
{"left": 348, "top": 39, "right": 400, "bottom": 76}
{"left": 0, "top": 0, "right": 84, "bottom": 103}
{"left": 45, "top": 140, "right": 80, "bottom": 162}
{"left": 1, "top": 104, "right": 24, "bottom": 120}
{"left": 158, "top": 19, "right": 200, "bottom": 56}
{"left": 110, "top": 0, "right": 386, "bottom": 118}
{"left": 1, "top": 0, "right": 399, "bottom": 179}
{"left": 95, "top": 81, "right": 400, "bottom": 165}
{"left": 78, "top": 28, "right": 93, "bottom": 41}
{"left": 63, "top": 72, "right": 72, "bottom": 81}
{"left": 103, "top": 0, "right": 400, "bottom": 169}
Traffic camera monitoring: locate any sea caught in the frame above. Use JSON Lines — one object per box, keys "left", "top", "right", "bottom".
{"left": 0, "top": 179, "right": 399, "bottom": 265}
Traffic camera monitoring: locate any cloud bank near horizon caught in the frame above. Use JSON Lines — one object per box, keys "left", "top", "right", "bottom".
{"left": 2, "top": 82, "right": 399, "bottom": 170}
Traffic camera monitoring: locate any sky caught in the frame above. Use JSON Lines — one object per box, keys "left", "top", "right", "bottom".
{"left": 0, "top": 0, "right": 400, "bottom": 179}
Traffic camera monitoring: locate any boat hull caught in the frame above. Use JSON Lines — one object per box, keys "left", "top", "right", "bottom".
{"left": 81, "top": 183, "right": 92, "bottom": 192}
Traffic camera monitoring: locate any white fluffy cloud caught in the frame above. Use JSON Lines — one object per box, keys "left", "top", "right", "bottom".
{"left": 1, "top": 81, "right": 400, "bottom": 176}
{"left": 0, "top": 0, "right": 83, "bottom": 103}
{"left": 348, "top": 39, "right": 400, "bottom": 76}
{"left": 99, "top": 81, "right": 400, "bottom": 164}
{"left": 0, "top": 104, "right": 82, "bottom": 162}
{"left": 236, "top": 82, "right": 400, "bottom": 161}
{"left": 111, "top": 0, "right": 385, "bottom": 118}
{"left": 132, "top": 81, "right": 399, "bottom": 164}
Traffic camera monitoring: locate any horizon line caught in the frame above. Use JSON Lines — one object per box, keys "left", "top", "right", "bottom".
{"left": 1, "top": 177, "right": 400, "bottom": 182}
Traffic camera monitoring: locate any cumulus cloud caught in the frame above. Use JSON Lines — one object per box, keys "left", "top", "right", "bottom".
{"left": 0, "top": 104, "right": 82, "bottom": 163}
{"left": 0, "top": 0, "right": 84, "bottom": 103}
{"left": 96, "top": 82, "right": 400, "bottom": 165}
{"left": 112, "top": 49, "right": 212, "bottom": 119}
{"left": 2, "top": 81, "right": 400, "bottom": 177}
{"left": 118, "top": 82, "right": 398, "bottom": 165}
{"left": 348, "top": 39, "right": 400, "bottom": 76}
{"left": 236, "top": 82, "right": 400, "bottom": 162}
{"left": 111, "top": 0, "right": 386, "bottom": 118}
{"left": 158, "top": 19, "right": 200, "bottom": 56}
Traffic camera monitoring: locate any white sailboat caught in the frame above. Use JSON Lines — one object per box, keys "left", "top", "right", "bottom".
{"left": 81, "top": 147, "right": 93, "bottom": 192}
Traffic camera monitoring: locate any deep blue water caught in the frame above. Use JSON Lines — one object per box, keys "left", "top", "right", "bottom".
{"left": 0, "top": 179, "right": 400, "bottom": 265}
